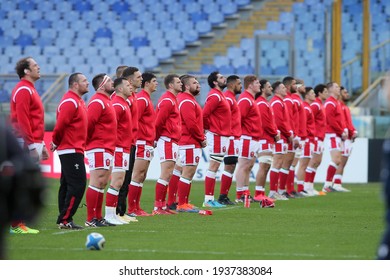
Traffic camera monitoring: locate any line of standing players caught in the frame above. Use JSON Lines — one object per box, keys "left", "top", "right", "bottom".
{"left": 9, "top": 57, "right": 357, "bottom": 231}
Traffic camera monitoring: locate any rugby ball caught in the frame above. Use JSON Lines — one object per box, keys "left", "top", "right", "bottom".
{"left": 85, "top": 232, "right": 105, "bottom": 250}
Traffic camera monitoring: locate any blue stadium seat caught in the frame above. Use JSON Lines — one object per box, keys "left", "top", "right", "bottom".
{"left": 218, "top": 64, "right": 235, "bottom": 74}
{"left": 111, "top": 1, "right": 130, "bottom": 15}
{"left": 184, "top": 2, "right": 201, "bottom": 13}
{"left": 137, "top": 46, "right": 154, "bottom": 58}
{"left": 183, "top": 30, "right": 198, "bottom": 43}
{"left": 15, "top": 34, "right": 34, "bottom": 47}
{"left": 130, "top": 37, "right": 149, "bottom": 49}
{"left": 236, "top": 65, "right": 254, "bottom": 75}
{"left": 190, "top": 11, "right": 208, "bottom": 23}
{"left": 209, "top": 11, "right": 224, "bottom": 26}
{"left": 3, "top": 46, "right": 22, "bottom": 56}
{"left": 43, "top": 46, "right": 60, "bottom": 56}
{"left": 33, "top": 19, "right": 52, "bottom": 30}
{"left": 100, "top": 47, "right": 117, "bottom": 58}
{"left": 196, "top": 21, "right": 212, "bottom": 34}
{"left": 25, "top": 10, "right": 42, "bottom": 21}
{"left": 94, "top": 27, "right": 113, "bottom": 39}
{"left": 156, "top": 47, "right": 172, "bottom": 61}
{"left": 35, "top": 37, "right": 53, "bottom": 48}
{"left": 0, "top": 36, "right": 13, "bottom": 47}
{"left": 73, "top": 1, "right": 93, "bottom": 13}
{"left": 201, "top": 64, "right": 218, "bottom": 74}
{"left": 169, "top": 38, "right": 186, "bottom": 52}
{"left": 17, "top": 1, "right": 35, "bottom": 12}
{"left": 142, "top": 56, "right": 158, "bottom": 70}
{"left": 236, "top": 0, "right": 251, "bottom": 7}
{"left": 119, "top": 11, "right": 138, "bottom": 22}
{"left": 214, "top": 56, "right": 230, "bottom": 68}
{"left": 221, "top": 4, "right": 238, "bottom": 16}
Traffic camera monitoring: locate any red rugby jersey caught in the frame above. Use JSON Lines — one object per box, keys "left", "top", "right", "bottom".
{"left": 127, "top": 92, "right": 138, "bottom": 145}
{"left": 52, "top": 90, "right": 87, "bottom": 154}
{"left": 136, "top": 89, "right": 156, "bottom": 146}
{"left": 224, "top": 90, "right": 241, "bottom": 139}
{"left": 112, "top": 94, "right": 132, "bottom": 152}
{"left": 155, "top": 90, "right": 181, "bottom": 143}
{"left": 177, "top": 92, "right": 204, "bottom": 148}
{"left": 203, "top": 88, "right": 231, "bottom": 136}
{"left": 10, "top": 79, "right": 44, "bottom": 148}
{"left": 340, "top": 102, "right": 357, "bottom": 140}
{"left": 256, "top": 95, "right": 278, "bottom": 143}
{"left": 324, "top": 96, "right": 346, "bottom": 137}
{"left": 310, "top": 97, "right": 326, "bottom": 141}
{"left": 86, "top": 92, "right": 117, "bottom": 154}
{"left": 303, "top": 101, "right": 315, "bottom": 141}
{"left": 270, "top": 95, "right": 293, "bottom": 141}
{"left": 237, "top": 91, "right": 263, "bottom": 140}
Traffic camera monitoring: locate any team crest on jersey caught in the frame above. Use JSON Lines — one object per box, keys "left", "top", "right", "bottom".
{"left": 195, "top": 156, "right": 200, "bottom": 163}
{"left": 106, "top": 159, "right": 110, "bottom": 166}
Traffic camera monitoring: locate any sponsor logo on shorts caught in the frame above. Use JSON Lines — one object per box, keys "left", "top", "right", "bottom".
{"left": 106, "top": 159, "right": 110, "bottom": 166}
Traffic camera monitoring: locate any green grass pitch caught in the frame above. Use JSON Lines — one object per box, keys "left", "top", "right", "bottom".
{"left": 6, "top": 179, "right": 385, "bottom": 260}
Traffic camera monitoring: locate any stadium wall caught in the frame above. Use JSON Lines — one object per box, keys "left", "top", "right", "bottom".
{"left": 41, "top": 133, "right": 376, "bottom": 183}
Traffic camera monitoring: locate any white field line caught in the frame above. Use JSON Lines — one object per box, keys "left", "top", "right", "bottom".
{"left": 11, "top": 246, "right": 364, "bottom": 259}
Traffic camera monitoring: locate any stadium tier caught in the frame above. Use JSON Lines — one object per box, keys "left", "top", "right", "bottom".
{"left": 0, "top": 0, "right": 389, "bottom": 97}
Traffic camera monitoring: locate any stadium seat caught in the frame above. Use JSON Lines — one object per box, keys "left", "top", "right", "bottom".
{"left": 214, "top": 56, "right": 230, "bottom": 68}
{"left": 156, "top": 47, "right": 172, "bottom": 61}
{"left": 35, "top": 37, "right": 53, "bottom": 48}
{"left": 94, "top": 27, "right": 113, "bottom": 39}
{"left": 201, "top": 64, "right": 218, "bottom": 74}
{"left": 183, "top": 30, "right": 198, "bottom": 43}
{"left": 17, "top": 0, "right": 35, "bottom": 12}
{"left": 219, "top": 64, "right": 235, "bottom": 74}
{"left": 33, "top": 19, "right": 52, "bottom": 30}
{"left": 196, "top": 20, "right": 212, "bottom": 34}
{"left": 23, "top": 45, "right": 42, "bottom": 57}
{"left": 130, "top": 37, "right": 149, "bottom": 49}
{"left": 142, "top": 56, "right": 159, "bottom": 70}
{"left": 236, "top": 65, "right": 254, "bottom": 75}
{"left": 169, "top": 38, "right": 186, "bottom": 53}
{"left": 15, "top": 34, "right": 34, "bottom": 48}
{"left": 111, "top": 1, "right": 130, "bottom": 15}
{"left": 0, "top": 36, "right": 14, "bottom": 47}
{"left": 74, "top": 1, "right": 93, "bottom": 13}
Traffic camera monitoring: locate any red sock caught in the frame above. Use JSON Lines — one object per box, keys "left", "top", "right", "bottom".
{"left": 326, "top": 162, "right": 337, "bottom": 182}
{"left": 304, "top": 170, "right": 312, "bottom": 184}
{"left": 279, "top": 169, "right": 289, "bottom": 191}
{"left": 310, "top": 170, "right": 316, "bottom": 183}
{"left": 155, "top": 179, "right": 167, "bottom": 208}
{"left": 205, "top": 170, "right": 216, "bottom": 196}
{"left": 186, "top": 183, "right": 192, "bottom": 204}
{"left": 269, "top": 168, "right": 279, "bottom": 192}
{"left": 95, "top": 190, "right": 104, "bottom": 220}
{"left": 136, "top": 186, "right": 143, "bottom": 210}
{"left": 105, "top": 186, "right": 119, "bottom": 208}
{"left": 178, "top": 177, "right": 190, "bottom": 206}
{"left": 236, "top": 187, "right": 244, "bottom": 199}
{"left": 167, "top": 173, "right": 180, "bottom": 206}
{"left": 127, "top": 183, "right": 139, "bottom": 214}
{"left": 220, "top": 171, "right": 233, "bottom": 195}
{"left": 286, "top": 168, "right": 295, "bottom": 193}
{"left": 333, "top": 175, "right": 342, "bottom": 184}
{"left": 297, "top": 181, "right": 304, "bottom": 192}
{"left": 255, "top": 190, "right": 265, "bottom": 197}
{"left": 86, "top": 185, "right": 100, "bottom": 221}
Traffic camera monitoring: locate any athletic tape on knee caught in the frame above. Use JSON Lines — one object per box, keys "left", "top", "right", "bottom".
{"left": 258, "top": 155, "right": 273, "bottom": 164}
{"left": 210, "top": 153, "right": 224, "bottom": 163}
